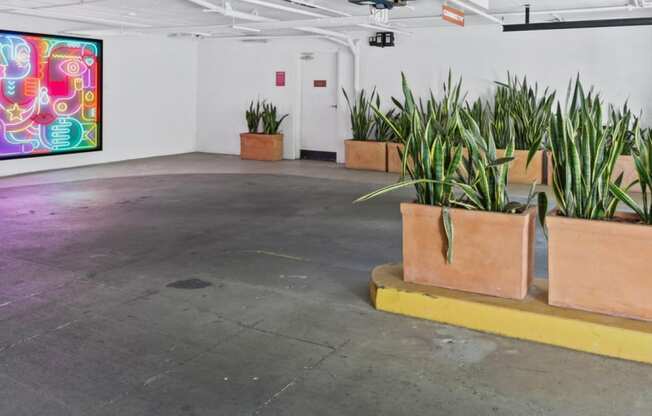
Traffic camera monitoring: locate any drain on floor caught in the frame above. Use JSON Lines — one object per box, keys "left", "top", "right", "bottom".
{"left": 166, "top": 278, "right": 212, "bottom": 289}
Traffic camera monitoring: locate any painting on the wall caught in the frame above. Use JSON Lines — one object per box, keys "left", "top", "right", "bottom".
{"left": 0, "top": 30, "right": 102, "bottom": 161}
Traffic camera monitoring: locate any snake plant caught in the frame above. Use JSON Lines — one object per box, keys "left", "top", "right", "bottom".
{"left": 466, "top": 97, "right": 492, "bottom": 139}
{"left": 609, "top": 103, "right": 638, "bottom": 155}
{"left": 389, "top": 97, "right": 413, "bottom": 144}
{"left": 245, "top": 100, "right": 263, "bottom": 133}
{"left": 374, "top": 93, "right": 398, "bottom": 142}
{"left": 457, "top": 110, "right": 536, "bottom": 214}
{"left": 355, "top": 73, "right": 533, "bottom": 263}
{"left": 540, "top": 76, "right": 629, "bottom": 228}
{"left": 261, "top": 102, "right": 289, "bottom": 135}
{"left": 421, "top": 70, "right": 466, "bottom": 145}
{"left": 492, "top": 74, "right": 556, "bottom": 165}
{"left": 355, "top": 73, "right": 463, "bottom": 262}
{"left": 343, "top": 87, "right": 377, "bottom": 141}
{"left": 609, "top": 127, "right": 652, "bottom": 224}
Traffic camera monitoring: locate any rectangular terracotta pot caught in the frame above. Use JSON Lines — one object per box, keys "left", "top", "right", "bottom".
{"left": 387, "top": 142, "right": 403, "bottom": 173}
{"left": 613, "top": 155, "right": 638, "bottom": 190}
{"left": 547, "top": 212, "right": 652, "bottom": 321}
{"left": 240, "top": 133, "right": 283, "bottom": 161}
{"left": 401, "top": 203, "right": 535, "bottom": 300}
{"left": 386, "top": 142, "right": 415, "bottom": 174}
{"left": 498, "top": 149, "right": 544, "bottom": 185}
{"left": 344, "top": 139, "right": 387, "bottom": 172}
{"left": 546, "top": 151, "right": 553, "bottom": 186}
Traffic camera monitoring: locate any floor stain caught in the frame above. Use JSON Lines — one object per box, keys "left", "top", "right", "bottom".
{"left": 166, "top": 278, "right": 212, "bottom": 289}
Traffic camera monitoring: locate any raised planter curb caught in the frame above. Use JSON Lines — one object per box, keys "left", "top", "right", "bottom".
{"left": 371, "top": 263, "right": 652, "bottom": 365}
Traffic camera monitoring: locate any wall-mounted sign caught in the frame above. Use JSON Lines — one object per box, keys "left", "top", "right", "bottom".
{"left": 314, "top": 80, "right": 327, "bottom": 88}
{"left": 442, "top": 5, "right": 465, "bottom": 27}
{"left": 275, "top": 71, "right": 285, "bottom": 87}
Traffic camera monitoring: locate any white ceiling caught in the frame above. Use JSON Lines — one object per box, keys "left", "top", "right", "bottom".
{"left": 0, "top": 0, "right": 651, "bottom": 38}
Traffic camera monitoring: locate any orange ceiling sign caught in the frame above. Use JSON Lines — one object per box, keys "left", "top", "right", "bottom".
{"left": 442, "top": 5, "right": 465, "bottom": 27}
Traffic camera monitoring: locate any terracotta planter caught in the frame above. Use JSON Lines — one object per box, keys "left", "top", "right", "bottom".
{"left": 401, "top": 203, "right": 535, "bottom": 300}
{"left": 498, "top": 149, "right": 544, "bottom": 185}
{"left": 546, "top": 151, "right": 553, "bottom": 186}
{"left": 547, "top": 153, "right": 639, "bottom": 191}
{"left": 240, "top": 133, "right": 283, "bottom": 161}
{"left": 387, "top": 142, "right": 415, "bottom": 174}
{"left": 547, "top": 212, "right": 652, "bottom": 321}
{"left": 344, "top": 140, "right": 387, "bottom": 172}
{"left": 613, "top": 155, "right": 638, "bottom": 189}
{"left": 387, "top": 142, "right": 403, "bottom": 173}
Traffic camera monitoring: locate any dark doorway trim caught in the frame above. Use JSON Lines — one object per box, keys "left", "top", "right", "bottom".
{"left": 300, "top": 150, "right": 336, "bottom": 162}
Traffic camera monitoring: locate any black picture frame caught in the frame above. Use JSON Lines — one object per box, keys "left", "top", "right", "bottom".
{"left": 0, "top": 29, "right": 103, "bottom": 161}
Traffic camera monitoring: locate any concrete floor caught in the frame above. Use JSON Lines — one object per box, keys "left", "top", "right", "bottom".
{"left": 0, "top": 153, "right": 650, "bottom": 416}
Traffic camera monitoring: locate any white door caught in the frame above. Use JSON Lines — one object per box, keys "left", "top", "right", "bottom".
{"left": 300, "top": 52, "right": 338, "bottom": 157}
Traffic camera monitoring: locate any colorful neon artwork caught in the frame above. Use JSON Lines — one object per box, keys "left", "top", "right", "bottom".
{"left": 0, "top": 31, "right": 102, "bottom": 160}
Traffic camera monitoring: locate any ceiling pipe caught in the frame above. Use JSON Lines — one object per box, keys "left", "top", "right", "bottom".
{"left": 70, "top": 13, "right": 386, "bottom": 36}
{"left": 283, "top": 0, "right": 351, "bottom": 17}
{"left": 207, "top": 34, "right": 329, "bottom": 40}
{"left": 504, "top": 16, "right": 652, "bottom": 31}
{"left": 387, "top": 2, "right": 652, "bottom": 25}
{"left": 358, "top": 23, "right": 412, "bottom": 35}
{"left": 295, "top": 26, "right": 350, "bottom": 39}
{"left": 189, "top": 0, "right": 274, "bottom": 21}
{"left": 187, "top": 0, "right": 356, "bottom": 37}
{"left": 232, "top": 24, "right": 261, "bottom": 32}
{"left": 190, "top": 16, "right": 398, "bottom": 31}
{"left": 349, "top": 2, "right": 652, "bottom": 28}
{"left": 350, "top": 39, "right": 361, "bottom": 93}
{"left": 504, "top": 1, "right": 652, "bottom": 31}
{"left": 59, "top": 0, "right": 652, "bottom": 38}
{"left": 498, "top": 3, "right": 652, "bottom": 18}
{"left": 232, "top": 0, "right": 410, "bottom": 34}
{"left": 184, "top": 0, "right": 361, "bottom": 92}
{"left": 234, "top": 0, "right": 324, "bottom": 18}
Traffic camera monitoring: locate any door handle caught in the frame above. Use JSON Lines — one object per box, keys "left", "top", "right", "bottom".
{"left": 330, "top": 105, "right": 338, "bottom": 109}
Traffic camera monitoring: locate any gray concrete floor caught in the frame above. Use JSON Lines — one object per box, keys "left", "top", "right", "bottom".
{"left": 0, "top": 153, "right": 649, "bottom": 416}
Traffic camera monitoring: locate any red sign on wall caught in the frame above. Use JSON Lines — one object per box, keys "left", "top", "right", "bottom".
{"left": 276, "top": 71, "right": 286, "bottom": 87}
{"left": 314, "top": 80, "right": 327, "bottom": 88}
{"left": 442, "top": 5, "right": 465, "bottom": 27}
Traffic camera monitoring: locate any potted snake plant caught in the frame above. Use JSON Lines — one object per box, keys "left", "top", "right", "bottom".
{"left": 373, "top": 93, "right": 401, "bottom": 173}
{"left": 540, "top": 77, "right": 652, "bottom": 321}
{"left": 356, "top": 73, "right": 538, "bottom": 300}
{"left": 546, "top": 100, "right": 641, "bottom": 189}
{"left": 240, "top": 100, "right": 288, "bottom": 161}
{"left": 389, "top": 71, "right": 464, "bottom": 175}
{"left": 491, "top": 73, "right": 556, "bottom": 185}
{"left": 343, "top": 88, "right": 387, "bottom": 171}
{"left": 609, "top": 102, "right": 640, "bottom": 191}
{"left": 386, "top": 97, "right": 410, "bottom": 174}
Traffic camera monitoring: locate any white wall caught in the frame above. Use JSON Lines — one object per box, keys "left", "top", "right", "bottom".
{"left": 360, "top": 24, "right": 652, "bottom": 119}
{"left": 195, "top": 38, "right": 352, "bottom": 161}
{"left": 0, "top": 18, "right": 199, "bottom": 177}
{"left": 196, "top": 24, "right": 652, "bottom": 163}
{"left": 3, "top": 20, "right": 650, "bottom": 175}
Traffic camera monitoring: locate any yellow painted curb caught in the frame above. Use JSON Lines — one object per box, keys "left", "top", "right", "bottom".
{"left": 372, "top": 263, "right": 652, "bottom": 365}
